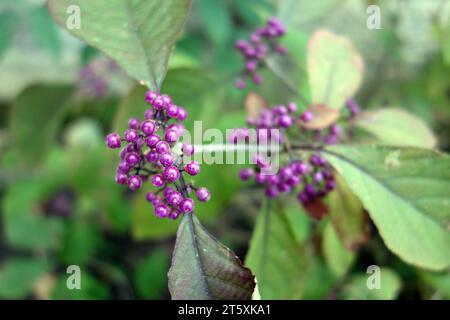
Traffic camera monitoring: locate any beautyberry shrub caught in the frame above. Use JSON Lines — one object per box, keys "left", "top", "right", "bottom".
{"left": 105, "top": 91, "right": 210, "bottom": 219}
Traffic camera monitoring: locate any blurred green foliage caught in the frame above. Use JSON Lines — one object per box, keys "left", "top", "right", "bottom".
{"left": 0, "top": 0, "right": 449, "bottom": 300}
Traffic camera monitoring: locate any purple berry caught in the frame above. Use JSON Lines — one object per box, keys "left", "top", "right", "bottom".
{"left": 287, "top": 175, "right": 301, "bottom": 186}
{"left": 177, "top": 108, "right": 188, "bottom": 121}
{"left": 287, "top": 103, "right": 297, "bottom": 113}
{"left": 300, "top": 111, "right": 314, "bottom": 123}
{"left": 151, "top": 174, "right": 165, "bottom": 188}
{"left": 168, "top": 210, "right": 180, "bottom": 220}
{"left": 297, "top": 191, "right": 309, "bottom": 205}
{"left": 155, "top": 141, "right": 170, "bottom": 154}
{"left": 292, "top": 161, "right": 309, "bottom": 175}
{"left": 154, "top": 204, "right": 170, "bottom": 218}
{"left": 115, "top": 173, "right": 128, "bottom": 185}
{"left": 145, "top": 91, "right": 157, "bottom": 104}
{"left": 329, "top": 124, "right": 341, "bottom": 136}
{"left": 304, "top": 184, "right": 317, "bottom": 196}
{"left": 245, "top": 46, "right": 256, "bottom": 58}
{"left": 235, "top": 39, "right": 247, "bottom": 51}
{"left": 196, "top": 187, "right": 211, "bottom": 202}
{"left": 165, "top": 129, "right": 178, "bottom": 143}
{"left": 166, "top": 104, "right": 179, "bottom": 118}
{"left": 278, "top": 114, "right": 293, "bottom": 128}
{"left": 163, "top": 166, "right": 180, "bottom": 182}
{"left": 279, "top": 166, "right": 293, "bottom": 181}
{"left": 106, "top": 133, "right": 121, "bottom": 149}
{"left": 326, "top": 179, "right": 336, "bottom": 191}
{"left": 255, "top": 173, "right": 266, "bottom": 184}
{"left": 128, "top": 118, "right": 140, "bottom": 129}
{"left": 163, "top": 186, "right": 175, "bottom": 198}
{"left": 246, "top": 60, "right": 258, "bottom": 72}
{"left": 124, "top": 129, "right": 138, "bottom": 143}
{"left": 141, "top": 120, "right": 156, "bottom": 135}
{"left": 144, "top": 109, "right": 154, "bottom": 119}
{"left": 179, "top": 198, "right": 194, "bottom": 213}
{"left": 235, "top": 79, "right": 246, "bottom": 89}
{"left": 145, "top": 192, "right": 157, "bottom": 202}
{"left": 310, "top": 154, "right": 325, "bottom": 167}
{"left": 161, "top": 95, "right": 172, "bottom": 106}
{"left": 146, "top": 149, "right": 159, "bottom": 163}
{"left": 239, "top": 168, "right": 254, "bottom": 181}
{"left": 252, "top": 73, "right": 263, "bottom": 85}
{"left": 277, "top": 182, "right": 291, "bottom": 193}
{"left": 314, "top": 171, "right": 324, "bottom": 183}
{"left": 117, "top": 160, "right": 130, "bottom": 173}
{"left": 182, "top": 143, "right": 195, "bottom": 156}
{"left": 265, "top": 185, "right": 278, "bottom": 198}
{"left": 128, "top": 175, "right": 142, "bottom": 190}
{"left": 185, "top": 161, "right": 200, "bottom": 176}
{"left": 159, "top": 152, "right": 174, "bottom": 167}
{"left": 119, "top": 147, "right": 127, "bottom": 159}
{"left": 153, "top": 97, "right": 164, "bottom": 110}
{"left": 145, "top": 134, "right": 160, "bottom": 148}
{"left": 250, "top": 33, "right": 261, "bottom": 43}
{"left": 168, "top": 191, "right": 183, "bottom": 206}
{"left": 125, "top": 152, "right": 140, "bottom": 166}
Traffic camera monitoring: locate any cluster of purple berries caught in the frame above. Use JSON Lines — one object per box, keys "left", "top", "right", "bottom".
{"left": 229, "top": 102, "right": 298, "bottom": 145}
{"left": 235, "top": 17, "right": 287, "bottom": 89}
{"left": 232, "top": 101, "right": 337, "bottom": 210}
{"left": 105, "top": 91, "right": 210, "bottom": 219}
{"left": 303, "top": 123, "right": 342, "bottom": 146}
{"left": 239, "top": 153, "right": 335, "bottom": 207}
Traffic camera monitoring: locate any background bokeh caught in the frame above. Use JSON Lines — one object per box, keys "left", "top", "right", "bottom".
{"left": 0, "top": 0, "right": 449, "bottom": 299}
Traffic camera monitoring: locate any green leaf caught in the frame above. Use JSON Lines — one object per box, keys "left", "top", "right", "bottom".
{"left": 30, "top": 5, "right": 61, "bottom": 58}
{"left": 168, "top": 213, "right": 255, "bottom": 299}
{"left": 134, "top": 249, "right": 169, "bottom": 299}
{"left": 341, "top": 267, "right": 401, "bottom": 300}
{"left": 421, "top": 270, "right": 450, "bottom": 299}
{"left": 354, "top": 108, "right": 437, "bottom": 148}
{"left": 10, "top": 84, "right": 73, "bottom": 167}
{"left": 245, "top": 200, "right": 307, "bottom": 299}
{"left": 60, "top": 221, "right": 100, "bottom": 265}
{"left": 328, "top": 173, "right": 369, "bottom": 251}
{"left": 324, "top": 145, "right": 450, "bottom": 270}
{"left": 307, "top": 30, "right": 364, "bottom": 109}
{"left": 301, "top": 253, "right": 337, "bottom": 299}
{"left": 197, "top": 0, "right": 232, "bottom": 48}
{"left": 322, "top": 221, "right": 355, "bottom": 277}
{"left": 47, "top": 0, "right": 192, "bottom": 90}
{"left": 2, "top": 179, "right": 63, "bottom": 250}
{"left": 0, "top": 258, "right": 51, "bottom": 299}
{"left": 0, "top": 11, "right": 20, "bottom": 59}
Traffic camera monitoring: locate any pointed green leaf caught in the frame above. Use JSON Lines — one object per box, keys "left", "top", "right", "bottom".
{"left": 354, "top": 108, "right": 436, "bottom": 148}
{"left": 322, "top": 221, "right": 356, "bottom": 277}
{"left": 10, "top": 84, "right": 73, "bottom": 167}
{"left": 168, "top": 214, "right": 255, "bottom": 300}
{"left": 47, "top": 0, "right": 192, "bottom": 90}
{"left": 324, "top": 145, "right": 450, "bottom": 271}
{"left": 328, "top": 174, "right": 370, "bottom": 251}
{"left": 308, "top": 30, "right": 364, "bottom": 109}
{"left": 245, "top": 200, "right": 307, "bottom": 299}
